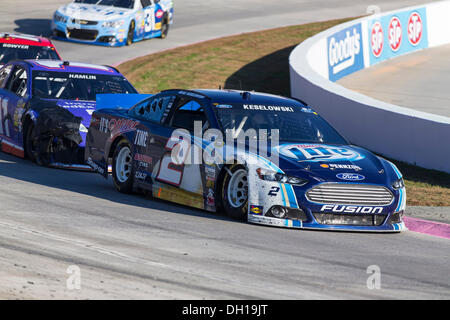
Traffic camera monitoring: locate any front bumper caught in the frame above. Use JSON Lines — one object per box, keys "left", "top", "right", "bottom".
{"left": 247, "top": 210, "right": 407, "bottom": 232}
{"left": 247, "top": 178, "right": 407, "bottom": 232}
{"left": 52, "top": 19, "right": 128, "bottom": 47}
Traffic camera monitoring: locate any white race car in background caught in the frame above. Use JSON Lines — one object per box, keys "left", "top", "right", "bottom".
{"left": 52, "top": 0, "right": 174, "bottom": 46}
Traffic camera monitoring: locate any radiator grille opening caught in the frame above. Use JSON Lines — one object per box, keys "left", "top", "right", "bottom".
{"left": 306, "top": 183, "right": 394, "bottom": 206}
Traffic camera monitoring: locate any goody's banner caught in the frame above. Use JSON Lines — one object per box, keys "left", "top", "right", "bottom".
{"left": 327, "top": 23, "right": 365, "bottom": 82}
{"left": 368, "top": 7, "right": 428, "bottom": 66}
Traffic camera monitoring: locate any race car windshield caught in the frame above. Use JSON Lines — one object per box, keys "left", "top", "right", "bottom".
{"left": 84, "top": 0, "right": 135, "bottom": 9}
{"left": 74, "top": 0, "right": 99, "bottom": 4}
{"left": 215, "top": 104, "right": 348, "bottom": 145}
{"left": 32, "top": 71, "right": 137, "bottom": 101}
{"left": 0, "top": 45, "right": 59, "bottom": 64}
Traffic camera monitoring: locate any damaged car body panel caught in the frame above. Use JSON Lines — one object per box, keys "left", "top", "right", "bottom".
{"left": 0, "top": 59, "right": 137, "bottom": 169}
{"left": 85, "top": 89, "right": 407, "bottom": 232}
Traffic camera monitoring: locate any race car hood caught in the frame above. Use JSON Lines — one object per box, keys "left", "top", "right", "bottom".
{"left": 58, "top": 3, "right": 133, "bottom": 21}
{"left": 35, "top": 99, "right": 95, "bottom": 147}
{"left": 54, "top": 100, "right": 95, "bottom": 125}
{"left": 54, "top": 100, "right": 96, "bottom": 146}
{"left": 271, "top": 143, "right": 389, "bottom": 185}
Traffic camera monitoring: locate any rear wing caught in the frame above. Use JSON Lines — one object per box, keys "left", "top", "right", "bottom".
{"left": 96, "top": 94, "right": 152, "bottom": 111}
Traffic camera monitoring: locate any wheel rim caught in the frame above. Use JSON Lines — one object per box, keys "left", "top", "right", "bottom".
{"left": 116, "top": 146, "right": 132, "bottom": 183}
{"left": 227, "top": 169, "right": 248, "bottom": 208}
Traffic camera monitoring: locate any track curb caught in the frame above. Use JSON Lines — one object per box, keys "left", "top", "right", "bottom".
{"left": 404, "top": 216, "right": 450, "bottom": 239}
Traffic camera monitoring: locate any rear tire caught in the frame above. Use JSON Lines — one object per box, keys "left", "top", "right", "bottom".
{"left": 112, "top": 140, "right": 134, "bottom": 193}
{"left": 220, "top": 164, "right": 248, "bottom": 220}
{"left": 159, "top": 16, "right": 169, "bottom": 39}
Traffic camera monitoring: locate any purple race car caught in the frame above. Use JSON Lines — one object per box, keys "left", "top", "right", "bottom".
{"left": 0, "top": 59, "right": 137, "bottom": 169}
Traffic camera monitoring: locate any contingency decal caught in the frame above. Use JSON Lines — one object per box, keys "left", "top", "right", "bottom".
{"left": 275, "top": 144, "right": 365, "bottom": 162}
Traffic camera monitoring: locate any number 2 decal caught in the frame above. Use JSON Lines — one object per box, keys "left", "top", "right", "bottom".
{"left": 156, "top": 132, "right": 191, "bottom": 186}
{"left": 268, "top": 186, "right": 280, "bottom": 197}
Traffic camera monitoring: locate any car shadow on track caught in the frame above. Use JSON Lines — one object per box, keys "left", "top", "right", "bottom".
{"left": 0, "top": 151, "right": 236, "bottom": 224}
{"left": 13, "top": 19, "right": 53, "bottom": 37}
{"left": 224, "top": 45, "right": 295, "bottom": 98}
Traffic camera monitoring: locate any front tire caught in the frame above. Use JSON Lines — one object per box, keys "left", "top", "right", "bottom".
{"left": 126, "top": 20, "right": 135, "bottom": 46}
{"left": 112, "top": 140, "right": 134, "bottom": 193}
{"left": 220, "top": 164, "right": 248, "bottom": 220}
{"left": 25, "top": 123, "right": 38, "bottom": 163}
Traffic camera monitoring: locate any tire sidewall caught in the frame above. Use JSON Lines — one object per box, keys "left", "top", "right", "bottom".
{"left": 160, "top": 15, "right": 169, "bottom": 39}
{"left": 25, "top": 122, "right": 37, "bottom": 162}
{"left": 126, "top": 21, "right": 135, "bottom": 46}
{"left": 112, "top": 140, "right": 134, "bottom": 193}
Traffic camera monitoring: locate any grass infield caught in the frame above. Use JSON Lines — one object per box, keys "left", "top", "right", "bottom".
{"left": 118, "top": 18, "right": 450, "bottom": 206}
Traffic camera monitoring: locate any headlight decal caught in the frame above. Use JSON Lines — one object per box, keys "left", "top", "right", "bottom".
{"left": 79, "top": 123, "right": 88, "bottom": 133}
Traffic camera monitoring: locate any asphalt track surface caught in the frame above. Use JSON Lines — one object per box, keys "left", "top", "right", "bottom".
{"left": 0, "top": 0, "right": 449, "bottom": 299}
{"left": 338, "top": 43, "right": 450, "bottom": 118}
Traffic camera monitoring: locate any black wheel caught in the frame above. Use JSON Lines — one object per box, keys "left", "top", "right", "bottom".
{"left": 112, "top": 140, "right": 134, "bottom": 193}
{"left": 220, "top": 164, "right": 248, "bottom": 220}
{"left": 24, "top": 122, "right": 51, "bottom": 166}
{"left": 24, "top": 122, "right": 38, "bottom": 163}
{"left": 159, "top": 16, "right": 169, "bottom": 39}
{"left": 126, "top": 21, "right": 135, "bottom": 46}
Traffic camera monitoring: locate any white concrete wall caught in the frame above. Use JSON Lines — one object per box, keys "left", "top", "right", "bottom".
{"left": 290, "top": 1, "right": 450, "bottom": 173}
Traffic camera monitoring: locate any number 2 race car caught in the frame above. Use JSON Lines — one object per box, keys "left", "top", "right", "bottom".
{"left": 85, "top": 89, "right": 407, "bottom": 232}
{"left": 52, "top": 0, "right": 174, "bottom": 46}
{"left": 0, "top": 33, "right": 61, "bottom": 69}
{"left": 0, "top": 60, "right": 137, "bottom": 169}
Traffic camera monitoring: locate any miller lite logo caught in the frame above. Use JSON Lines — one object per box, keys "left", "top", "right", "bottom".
{"left": 408, "top": 12, "right": 423, "bottom": 46}
{"left": 388, "top": 16, "right": 402, "bottom": 52}
{"left": 371, "top": 21, "right": 383, "bottom": 57}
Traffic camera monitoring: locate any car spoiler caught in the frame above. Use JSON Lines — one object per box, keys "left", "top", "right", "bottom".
{"left": 95, "top": 94, "right": 152, "bottom": 111}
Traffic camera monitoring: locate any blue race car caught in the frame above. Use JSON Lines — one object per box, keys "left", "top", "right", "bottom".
{"left": 85, "top": 89, "right": 407, "bottom": 232}
{"left": 0, "top": 60, "right": 137, "bottom": 169}
{"left": 52, "top": 0, "right": 174, "bottom": 47}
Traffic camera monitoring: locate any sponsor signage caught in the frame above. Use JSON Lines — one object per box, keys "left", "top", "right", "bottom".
{"left": 368, "top": 8, "right": 428, "bottom": 65}
{"left": 275, "top": 144, "right": 365, "bottom": 162}
{"left": 327, "top": 23, "right": 364, "bottom": 81}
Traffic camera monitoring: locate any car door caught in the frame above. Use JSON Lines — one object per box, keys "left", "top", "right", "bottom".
{"left": 151, "top": 93, "right": 217, "bottom": 209}
{"left": 0, "top": 64, "right": 30, "bottom": 156}
{"left": 127, "top": 92, "right": 177, "bottom": 187}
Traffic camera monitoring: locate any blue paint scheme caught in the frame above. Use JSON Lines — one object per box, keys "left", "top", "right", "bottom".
{"left": 96, "top": 93, "right": 152, "bottom": 111}
{"left": 52, "top": 0, "right": 174, "bottom": 47}
{"left": 0, "top": 59, "right": 136, "bottom": 165}
{"left": 85, "top": 89, "right": 406, "bottom": 232}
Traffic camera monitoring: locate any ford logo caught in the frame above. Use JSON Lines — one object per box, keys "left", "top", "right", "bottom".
{"left": 336, "top": 173, "right": 365, "bottom": 181}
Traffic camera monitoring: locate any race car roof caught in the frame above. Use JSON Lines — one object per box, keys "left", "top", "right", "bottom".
{"left": 190, "top": 89, "right": 307, "bottom": 107}
{"left": 26, "top": 60, "right": 121, "bottom": 75}
{"left": 0, "top": 33, "right": 54, "bottom": 47}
